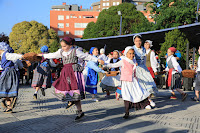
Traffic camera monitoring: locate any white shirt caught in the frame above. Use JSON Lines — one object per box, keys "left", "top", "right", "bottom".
{"left": 146, "top": 49, "right": 158, "bottom": 72}
{"left": 43, "top": 48, "right": 98, "bottom": 62}
{"left": 98, "top": 54, "right": 108, "bottom": 62}
{"left": 1, "top": 52, "right": 23, "bottom": 61}
{"left": 196, "top": 57, "right": 200, "bottom": 72}
{"left": 135, "top": 46, "right": 143, "bottom": 55}
{"left": 165, "top": 55, "right": 182, "bottom": 73}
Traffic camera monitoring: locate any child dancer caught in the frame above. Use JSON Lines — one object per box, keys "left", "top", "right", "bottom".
{"left": 104, "top": 46, "right": 150, "bottom": 119}
{"left": 165, "top": 47, "right": 187, "bottom": 101}
{"left": 32, "top": 45, "right": 52, "bottom": 100}
{"left": 191, "top": 46, "right": 200, "bottom": 102}
{"left": 84, "top": 47, "right": 106, "bottom": 102}
{"left": 38, "top": 37, "right": 104, "bottom": 120}
{"left": 0, "top": 42, "right": 23, "bottom": 113}
{"left": 100, "top": 50, "right": 121, "bottom": 97}
{"left": 144, "top": 40, "right": 158, "bottom": 79}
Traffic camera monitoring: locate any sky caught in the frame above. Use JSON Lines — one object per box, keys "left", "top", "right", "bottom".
{"left": 0, "top": 0, "right": 99, "bottom": 36}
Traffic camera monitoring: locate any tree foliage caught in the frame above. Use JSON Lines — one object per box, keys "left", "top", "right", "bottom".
{"left": 146, "top": 0, "right": 198, "bottom": 29}
{"left": 83, "top": 3, "right": 153, "bottom": 39}
{"left": 159, "top": 29, "right": 189, "bottom": 68}
{"left": 9, "top": 21, "right": 59, "bottom": 53}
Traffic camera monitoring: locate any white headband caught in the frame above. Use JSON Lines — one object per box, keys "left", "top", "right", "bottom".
{"left": 133, "top": 34, "right": 142, "bottom": 42}
{"left": 145, "top": 40, "right": 153, "bottom": 47}
{"left": 124, "top": 46, "right": 134, "bottom": 57}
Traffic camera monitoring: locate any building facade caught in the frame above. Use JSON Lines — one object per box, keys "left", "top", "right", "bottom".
{"left": 92, "top": 0, "right": 154, "bottom": 22}
{"left": 50, "top": 3, "right": 99, "bottom": 39}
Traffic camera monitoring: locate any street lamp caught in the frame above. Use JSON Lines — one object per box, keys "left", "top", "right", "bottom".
{"left": 118, "top": 11, "right": 122, "bottom": 35}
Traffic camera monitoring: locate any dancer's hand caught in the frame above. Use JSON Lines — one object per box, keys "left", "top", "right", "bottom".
{"left": 37, "top": 54, "right": 43, "bottom": 57}
{"left": 98, "top": 59, "right": 104, "bottom": 65}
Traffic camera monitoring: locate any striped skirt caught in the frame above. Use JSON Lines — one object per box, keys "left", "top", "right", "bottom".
{"left": 136, "top": 65, "right": 158, "bottom": 94}
{"left": 0, "top": 67, "right": 19, "bottom": 98}
{"left": 31, "top": 64, "right": 52, "bottom": 89}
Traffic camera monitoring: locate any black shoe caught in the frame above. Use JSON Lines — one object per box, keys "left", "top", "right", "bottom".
{"left": 33, "top": 94, "right": 37, "bottom": 100}
{"left": 191, "top": 97, "right": 200, "bottom": 102}
{"left": 75, "top": 111, "right": 85, "bottom": 121}
{"left": 11, "top": 97, "right": 17, "bottom": 109}
{"left": 123, "top": 112, "right": 129, "bottom": 119}
{"left": 182, "top": 93, "right": 188, "bottom": 102}
{"left": 66, "top": 101, "right": 75, "bottom": 109}
{"left": 41, "top": 88, "right": 45, "bottom": 96}
{"left": 1, "top": 99, "right": 7, "bottom": 109}
{"left": 4, "top": 108, "right": 12, "bottom": 113}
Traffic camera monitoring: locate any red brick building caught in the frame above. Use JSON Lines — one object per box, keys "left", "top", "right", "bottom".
{"left": 50, "top": 3, "right": 99, "bottom": 39}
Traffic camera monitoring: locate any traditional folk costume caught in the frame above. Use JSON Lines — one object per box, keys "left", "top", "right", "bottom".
{"left": 43, "top": 47, "right": 98, "bottom": 102}
{"left": 84, "top": 47, "right": 105, "bottom": 95}
{"left": 0, "top": 42, "right": 23, "bottom": 111}
{"left": 145, "top": 40, "right": 158, "bottom": 79}
{"left": 192, "top": 56, "right": 200, "bottom": 102}
{"left": 100, "top": 58, "right": 121, "bottom": 92}
{"left": 32, "top": 46, "right": 52, "bottom": 92}
{"left": 105, "top": 46, "right": 150, "bottom": 118}
{"left": 133, "top": 45, "right": 158, "bottom": 94}
{"left": 165, "top": 55, "right": 182, "bottom": 90}
{"left": 98, "top": 48, "right": 108, "bottom": 82}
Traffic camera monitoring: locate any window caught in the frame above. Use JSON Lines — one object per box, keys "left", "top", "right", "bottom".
{"left": 66, "top": 31, "right": 69, "bottom": 34}
{"left": 75, "top": 30, "right": 84, "bottom": 35}
{"left": 66, "top": 15, "right": 69, "bottom": 19}
{"left": 66, "top": 23, "right": 69, "bottom": 27}
{"left": 74, "top": 23, "right": 88, "bottom": 28}
{"left": 117, "top": 2, "right": 120, "bottom": 5}
{"left": 70, "top": 16, "right": 73, "bottom": 18}
{"left": 58, "top": 23, "right": 64, "bottom": 28}
{"left": 113, "top": 2, "right": 116, "bottom": 6}
{"left": 95, "top": 16, "right": 98, "bottom": 18}
{"left": 83, "top": 15, "right": 94, "bottom": 18}
{"left": 79, "top": 16, "right": 81, "bottom": 18}
{"left": 58, "top": 15, "right": 64, "bottom": 20}
{"left": 58, "top": 31, "right": 64, "bottom": 36}
{"left": 103, "top": 2, "right": 109, "bottom": 6}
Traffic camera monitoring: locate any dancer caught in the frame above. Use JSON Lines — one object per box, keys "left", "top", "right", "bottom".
{"left": 144, "top": 40, "right": 158, "bottom": 79}
{"left": 0, "top": 42, "right": 23, "bottom": 113}
{"left": 32, "top": 45, "right": 52, "bottom": 100}
{"left": 132, "top": 34, "right": 157, "bottom": 109}
{"left": 104, "top": 46, "right": 150, "bottom": 119}
{"left": 165, "top": 47, "right": 187, "bottom": 101}
{"left": 100, "top": 50, "right": 121, "bottom": 98}
{"left": 84, "top": 47, "right": 106, "bottom": 102}
{"left": 38, "top": 37, "right": 104, "bottom": 120}
{"left": 191, "top": 46, "right": 200, "bottom": 102}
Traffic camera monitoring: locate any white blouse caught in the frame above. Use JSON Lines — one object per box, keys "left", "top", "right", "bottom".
{"left": 1, "top": 52, "right": 23, "bottom": 61}
{"left": 165, "top": 55, "right": 182, "bottom": 73}
{"left": 196, "top": 57, "right": 200, "bottom": 72}
{"left": 146, "top": 49, "right": 158, "bottom": 72}
{"left": 43, "top": 48, "right": 98, "bottom": 62}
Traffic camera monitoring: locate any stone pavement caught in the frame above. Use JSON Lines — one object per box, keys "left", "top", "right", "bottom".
{"left": 0, "top": 85, "right": 200, "bottom": 133}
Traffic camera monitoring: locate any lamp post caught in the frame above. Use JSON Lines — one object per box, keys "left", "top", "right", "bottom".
{"left": 118, "top": 11, "right": 122, "bottom": 35}
{"left": 196, "top": 0, "right": 200, "bottom": 23}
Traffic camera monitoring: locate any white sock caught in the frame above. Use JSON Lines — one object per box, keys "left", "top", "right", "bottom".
{"left": 34, "top": 91, "right": 38, "bottom": 94}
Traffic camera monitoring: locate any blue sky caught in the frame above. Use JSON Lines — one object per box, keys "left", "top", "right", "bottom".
{"left": 0, "top": 0, "right": 99, "bottom": 36}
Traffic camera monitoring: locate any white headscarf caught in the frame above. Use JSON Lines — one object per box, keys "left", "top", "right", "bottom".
{"left": 133, "top": 34, "right": 142, "bottom": 42}
{"left": 124, "top": 46, "right": 134, "bottom": 57}
{"left": 100, "top": 48, "right": 105, "bottom": 54}
{"left": 145, "top": 40, "right": 153, "bottom": 47}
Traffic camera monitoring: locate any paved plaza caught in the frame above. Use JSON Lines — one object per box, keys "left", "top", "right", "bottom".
{"left": 0, "top": 85, "right": 200, "bottom": 133}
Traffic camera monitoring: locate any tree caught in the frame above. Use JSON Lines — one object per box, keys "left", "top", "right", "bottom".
{"left": 159, "top": 29, "right": 189, "bottom": 69}
{"left": 9, "top": 21, "right": 59, "bottom": 53}
{"left": 146, "top": 0, "right": 198, "bottom": 29}
{"left": 83, "top": 3, "right": 154, "bottom": 39}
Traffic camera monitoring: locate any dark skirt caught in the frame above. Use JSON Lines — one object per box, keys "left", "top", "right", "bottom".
{"left": 31, "top": 64, "right": 52, "bottom": 89}
{"left": 195, "top": 72, "right": 200, "bottom": 91}
{"left": 130, "top": 98, "right": 150, "bottom": 110}
{"left": 167, "top": 73, "right": 182, "bottom": 90}
{"left": 0, "top": 67, "right": 19, "bottom": 98}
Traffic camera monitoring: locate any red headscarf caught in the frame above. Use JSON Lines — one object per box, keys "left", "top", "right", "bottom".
{"left": 168, "top": 47, "right": 177, "bottom": 53}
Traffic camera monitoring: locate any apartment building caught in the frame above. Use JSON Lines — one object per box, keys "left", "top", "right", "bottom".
{"left": 50, "top": 2, "right": 99, "bottom": 39}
